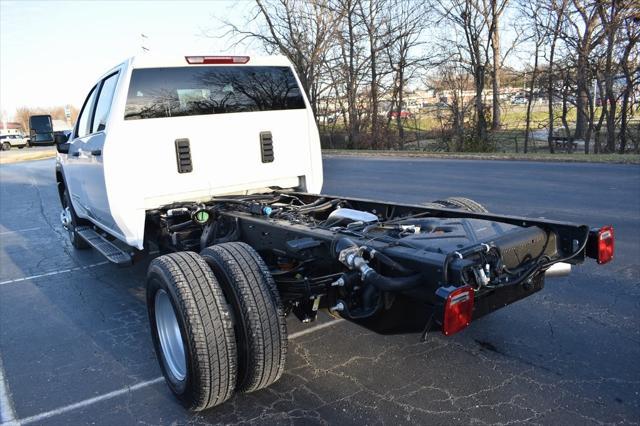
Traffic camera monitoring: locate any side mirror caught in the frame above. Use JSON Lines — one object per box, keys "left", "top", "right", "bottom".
{"left": 29, "top": 114, "right": 54, "bottom": 144}
{"left": 55, "top": 133, "right": 70, "bottom": 154}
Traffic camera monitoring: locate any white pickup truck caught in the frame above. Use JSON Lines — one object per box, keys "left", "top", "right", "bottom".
{"left": 53, "top": 54, "right": 614, "bottom": 411}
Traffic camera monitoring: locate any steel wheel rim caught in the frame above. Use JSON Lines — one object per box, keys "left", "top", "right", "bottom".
{"left": 155, "top": 289, "right": 187, "bottom": 381}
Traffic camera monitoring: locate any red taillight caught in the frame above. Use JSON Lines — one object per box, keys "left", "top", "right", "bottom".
{"left": 596, "top": 225, "right": 614, "bottom": 264}
{"left": 438, "top": 285, "right": 475, "bottom": 336}
{"left": 185, "top": 56, "right": 250, "bottom": 65}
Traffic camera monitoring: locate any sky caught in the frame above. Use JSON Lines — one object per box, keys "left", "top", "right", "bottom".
{"left": 1, "top": 0, "right": 530, "bottom": 122}
{"left": 0, "top": 0, "right": 257, "bottom": 120}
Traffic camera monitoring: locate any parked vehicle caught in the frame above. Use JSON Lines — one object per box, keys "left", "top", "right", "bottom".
{"left": 0, "top": 134, "right": 28, "bottom": 150}
{"left": 53, "top": 54, "right": 614, "bottom": 412}
{"left": 317, "top": 112, "right": 339, "bottom": 124}
{"left": 388, "top": 110, "right": 413, "bottom": 119}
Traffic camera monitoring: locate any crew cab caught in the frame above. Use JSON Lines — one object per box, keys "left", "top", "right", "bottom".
{"left": 53, "top": 54, "right": 614, "bottom": 412}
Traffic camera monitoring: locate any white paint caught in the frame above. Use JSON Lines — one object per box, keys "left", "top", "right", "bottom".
{"left": 0, "top": 261, "right": 109, "bottom": 286}
{"left": 17, "top": 377, "right": 165, "bottom": 425}
{"left": 288, "top": 318, "right": 345, "bottom": 340}
{"left": 59, "top": 54, "right": 323, "bottom": 250}
{"left": 0, "top": 355, "right": 17, "bottom": 425}
{"left": 0, "top": 228, "right": 41, "bottom": 237}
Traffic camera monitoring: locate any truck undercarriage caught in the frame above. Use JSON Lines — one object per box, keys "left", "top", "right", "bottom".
{"left": 60, "top": 188, "right": 614, "bottom": 411}
{"left": 143, "top": 191, "right": 608, "bottom": 336}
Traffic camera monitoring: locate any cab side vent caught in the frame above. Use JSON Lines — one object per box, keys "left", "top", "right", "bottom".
{"left": 260, "top": 131, "right": 274, "bottom": 163}
{"left": 175, "top": 138, "right": 192, "bottom": 173}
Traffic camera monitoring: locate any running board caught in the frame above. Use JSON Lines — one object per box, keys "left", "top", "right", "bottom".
{"left": 76, "top": 226, "right": 133, "bottom": 266}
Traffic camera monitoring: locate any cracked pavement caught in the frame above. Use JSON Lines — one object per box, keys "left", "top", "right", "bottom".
{"left": 0, "top": 156, "right": 638, "bottom": 425}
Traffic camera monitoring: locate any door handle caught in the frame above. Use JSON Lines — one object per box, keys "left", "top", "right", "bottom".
{"left": 91, "top": 149, "right": 102, "bottom": 156}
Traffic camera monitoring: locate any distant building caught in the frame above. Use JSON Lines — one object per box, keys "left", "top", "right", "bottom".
{"left": 0, "top": 122, "right": 23, "bottom": 136}
{"left": 52, "top": 119, "right": 72, "bottom": 132}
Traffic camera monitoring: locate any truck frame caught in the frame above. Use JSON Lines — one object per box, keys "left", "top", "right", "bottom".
{"left": 50, "top": 54, "right": 614, "bottom": 412}
{"left": 59, "top": 183, "right": 613, "bottom": 411}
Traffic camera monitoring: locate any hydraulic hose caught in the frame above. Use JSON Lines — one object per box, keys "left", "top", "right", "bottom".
{"left": 361, "top": 269, "right": 424, "bottom": 292}
{"left": 298, "top": 199, "right": 340, "bottom": 214}
{"left": 361, "top": 247, "right": 414, "bottom": 276}
{"left": 335, "top": 286, "right": 383, "bottom": 319}
{"left": 333, "top": 237, "right": 423, "bottom": 292}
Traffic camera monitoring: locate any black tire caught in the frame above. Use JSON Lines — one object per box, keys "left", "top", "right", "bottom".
{"left": 1, "top": 142, "right": 10, "bottom": 151}
{"left": 18, "top": 146, "right": 24, "bottom": 149}
{"left": 62, "top": 189, "right": 90, "bottom": 249}
{"left": 421, "top": 202, "right": 445, "bottom": 209}
{"left": 146, "top": 252, "right": 237, "bottom": 411}
{"left": 201, "top": 242, "right": 287, "bottom": 393}
{"left": 430, "top": 197, "right": 488, "bottom": 213}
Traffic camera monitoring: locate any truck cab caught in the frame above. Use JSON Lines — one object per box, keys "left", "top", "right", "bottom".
{"left": 57, "top": 55, "right": 323, "bottom": 249}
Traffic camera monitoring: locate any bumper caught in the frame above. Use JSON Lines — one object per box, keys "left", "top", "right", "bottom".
{"left": 472, "top": 275, "right": 545, "bottom": 320}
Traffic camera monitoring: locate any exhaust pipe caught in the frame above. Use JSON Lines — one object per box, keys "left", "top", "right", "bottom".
{"left": 544, "top": 262, "right": 571, "bottom": 278}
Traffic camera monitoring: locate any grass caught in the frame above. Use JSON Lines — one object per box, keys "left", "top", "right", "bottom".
{"left": 320, "top": 104, "right": 639, "bottom": 154}
{"left": 0, "top": 148, "right": 56, "bottom": 164}
{"left": 323, "top": 149, "right": 640, "bottom": 164}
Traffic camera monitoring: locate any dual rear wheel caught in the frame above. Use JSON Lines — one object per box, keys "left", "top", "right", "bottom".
{"left": 146, "top": 243, "right": 287, "bottom": 411}
{"left": 423, "top": 196, "right": 488, "bottom": 213}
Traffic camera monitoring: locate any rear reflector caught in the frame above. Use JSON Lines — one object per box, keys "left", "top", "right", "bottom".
{"left": 436, "top": 285, "right": 475, "bottom": 336}
{"left": 586, "top": 225, "right": 614, "bottom": 264}
{"left": 185, "top": 56, "right": 250, "bottom": 64}
{"left": 596, "top": 225, "right": 614, "bottom": 264}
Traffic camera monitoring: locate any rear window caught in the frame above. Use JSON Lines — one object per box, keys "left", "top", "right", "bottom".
{"left": 124, "top": 66, "right": 306, "bottom": 120}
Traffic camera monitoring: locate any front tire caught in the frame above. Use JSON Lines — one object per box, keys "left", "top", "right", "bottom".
{"left": 147, "top": 252, "right": 237, "bottom": 411}
{"left": 1, "top": 142, "right": 10, "bottom": 151}
{"left": 61, "top": 189, "right": 90, "bottom": 249}
{"left": 201, "top": 242, "right": 287, "bottom": 393}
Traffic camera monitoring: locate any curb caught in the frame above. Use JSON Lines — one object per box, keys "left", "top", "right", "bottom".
{"left": 322, "top": 150, "right": 640, "bottom": 165}
{"left": 0, "top": 152, "right": 57, "bottom": 165}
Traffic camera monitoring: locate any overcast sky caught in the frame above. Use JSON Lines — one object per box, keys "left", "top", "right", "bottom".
{"left": 0, "top": 0, "right": 257, "bottom": 120}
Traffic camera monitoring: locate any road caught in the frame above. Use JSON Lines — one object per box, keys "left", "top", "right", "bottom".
{"left": 0, "top": 156, "right": 638, "bottom": 425}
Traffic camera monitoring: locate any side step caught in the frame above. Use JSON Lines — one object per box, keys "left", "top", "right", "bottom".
{"left": 76, "top": 226, "right": 133, "bottom": 266}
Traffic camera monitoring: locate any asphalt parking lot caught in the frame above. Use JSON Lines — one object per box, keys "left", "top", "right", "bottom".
{"left": 1, "top": 156, "right": 639, "bottom": 425}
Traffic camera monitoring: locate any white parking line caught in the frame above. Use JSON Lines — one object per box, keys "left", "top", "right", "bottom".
{"left": 0, "top": 261, "right": 110, "bottom": 286}
{"left": 17, "top": 377, "right": 165, "bottom": 425}
{"left": 288, "top": 318, "right": 345, "bottom": 340}
{"left": 0, "top": 355, "right": 17, "bottom": 426}
{"left": 1, "top": 318, "right": 345, "bottom": 425}
{"left": 0, "top": 227, "right": 42, "bottom": 237}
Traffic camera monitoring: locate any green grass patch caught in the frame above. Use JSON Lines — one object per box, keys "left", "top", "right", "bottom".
{"left": 323, "top": 149, "right": 640, "bottom": 164}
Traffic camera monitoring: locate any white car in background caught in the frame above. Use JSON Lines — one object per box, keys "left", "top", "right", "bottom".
{"left": 0, "top": 134, "right": 28, "bottom": 150}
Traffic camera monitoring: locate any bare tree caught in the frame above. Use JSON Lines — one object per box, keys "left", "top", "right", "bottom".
{"left": 561, "top": 0, "right": 605, "bottom": 141}
{"left": 385, "top": 0, "right": 430, "bottom": 148}
{"left": 519, "top": 0, "right": 549, "bottom": 153}
{"left": 437, "top": 0, "right": 505, "bottom": 147}
{"left": 355, "top": 0, "right": 396, "bottom": 148}
{"left": 541, "top": 0, "right": 569, "bottom": 154}
{"left": 433, "top": 61, "right": 475, "bottom": 151}
{"left": 618, "top": 13, "right": 639, "bottom": 153}
{"left": 489, "top": 0, "right": 509, "bottom": 130}
{"left": 222, "top": 0, "right": 336, "bottom": 117}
